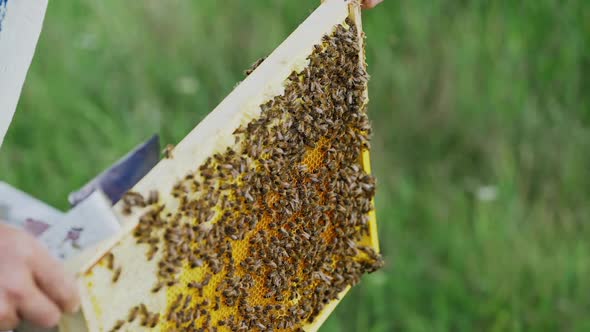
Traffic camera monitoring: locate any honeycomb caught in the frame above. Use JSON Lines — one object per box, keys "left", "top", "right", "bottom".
{"left": 84, "top": 13, "right": 382, "bottom": 332}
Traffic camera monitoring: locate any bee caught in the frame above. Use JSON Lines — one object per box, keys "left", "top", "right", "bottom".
{"left": 167, "top": 309, "right": 178, "bottom": 322}
{"left": 180, "top": 241, "right": 190, "bottom": 254}
{"left": 109, "top": 320, "right": 125, "bottom": 332}
{"left": 163, "top": 144, "right": 175, "bottom": 159}
{"left": 122, "top": 205, "right": 132, "bottom": 216}
{"left": 213, "top": 296, "right": 220, "bottom": 311}
{"left": 244, "top": 56, "right": 267, "bottom": 75}
{"left": 189, "top": 257, "right": 204, "bottom": 269}
{"left": 125, "top": 306, "right": 139, "bottom": 322}
{"left": 202, "top": 314, "right": 212, "bottom": 330}
{"left": 123, "top": 191, "right": 146, "bottom": 207}
{"left": 300, "top": 230, "right": 311, "bottom": 240}
{"left": 105, "top": 253, "right": 115, "bottom": 270}
{"left": 139, "top": 303, "right": 148, "bottom": 317}
{"left": 264, "top": 289, "right": 276, "bottom": 299}
{"left": 182, "top": 295, "right": 192, "bottom": 311}
{"left": 112, "top": 267, "right": 122, "bottom": 283}
{"left": 147, "top": 245, "right": 158, "bottom": 261}
{"left": 140, "top": 314, "right": 149, "bottom": 326}
{"left": 151, "top": 281, "right": 164, "bottom": 293}
{"left": 147, "top": 190, "right": 159, "bottom": 205}
{"left": 149, "top": 313, "right": 160, "bottom": 328}
{"left": 226, "top": 297, "right": 235, "bottom": 306}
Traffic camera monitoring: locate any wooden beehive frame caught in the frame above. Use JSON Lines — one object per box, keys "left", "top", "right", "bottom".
{"left": 60, "top": 1, "right": 378, "bottom": 331}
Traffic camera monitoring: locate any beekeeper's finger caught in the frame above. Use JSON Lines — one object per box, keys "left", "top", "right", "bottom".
{"left": 362, "top": 0, "right": 383, "bottom": 9}
{"left": 16, "top": 275, "right": 61, "bottom": 328}
{"left": 0, "top": 289, "right": 19, "bottom": 330}
{"left": 29, "top": 240, "right": 80, "bottom": 313}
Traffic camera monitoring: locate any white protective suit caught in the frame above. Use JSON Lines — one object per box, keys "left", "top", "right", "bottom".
{"left": 0, "top": 0, "right": 48, "bottom": 148}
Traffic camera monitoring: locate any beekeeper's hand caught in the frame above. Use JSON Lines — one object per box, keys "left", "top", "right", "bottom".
{"left": 363, "top": 0, "right": 384, "bottom": 9}
{"left": 0, "top": 224, "right": 80, "bottom": 330}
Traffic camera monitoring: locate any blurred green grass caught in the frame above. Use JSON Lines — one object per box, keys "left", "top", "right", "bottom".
{"left": 2, "top": 0, "right": 590, "bottom": 331}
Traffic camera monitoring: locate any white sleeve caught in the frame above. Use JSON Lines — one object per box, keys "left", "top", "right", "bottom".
{"left": 0, "top": 0, "right": 48, "bottom": 148}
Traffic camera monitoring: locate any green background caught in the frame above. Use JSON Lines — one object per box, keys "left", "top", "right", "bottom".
{"left": 2, "top": 1, "right": 590, "bottom": 331}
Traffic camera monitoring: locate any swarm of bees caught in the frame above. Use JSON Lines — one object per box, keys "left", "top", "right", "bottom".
{"left": 105, "top": 18, "right": 382, "bottom": 332}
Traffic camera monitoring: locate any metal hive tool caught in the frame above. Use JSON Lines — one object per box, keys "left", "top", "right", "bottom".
{"left": 60, "top": 1, "right": 382, "bottom": 331}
